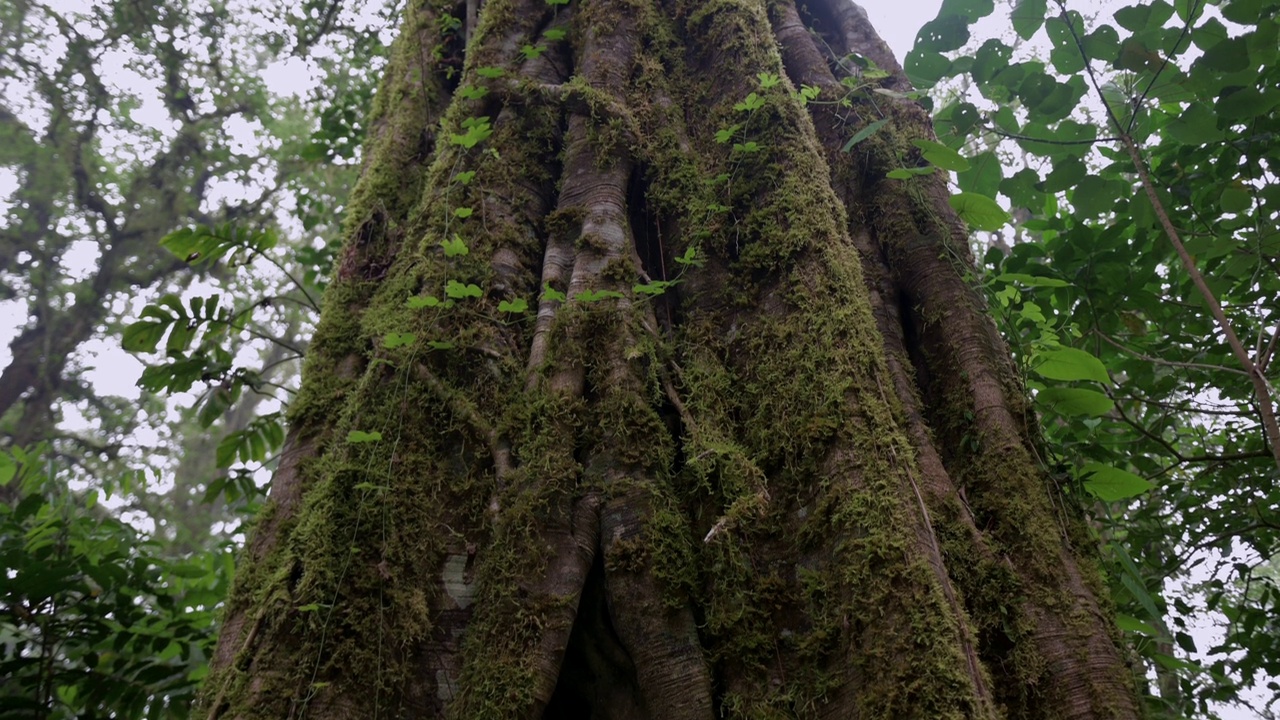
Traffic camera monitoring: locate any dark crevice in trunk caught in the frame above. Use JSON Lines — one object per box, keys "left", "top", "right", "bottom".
{"left": 544, "top": 556, "right": 646, "bottom": 720}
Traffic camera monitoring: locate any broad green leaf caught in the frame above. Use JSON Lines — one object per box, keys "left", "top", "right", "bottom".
{"left": 913, "top": 139, "right": 971, "bottom": 172}
{"left": 994, "top": 273, "right": 1069, "bottom": 287}
{"left": 1164, "top": 104, "right": 1224, "bottom": 144}
{"left": 916, "top": 16, "right": 972, "bottom": 53}
{"left": 940, "top": 0, "right": 995, "bottom": 20}
{"left": 1012, "top": 0, "right": 1047, "bottom": 40}
{"left": 1037, "top": 387, "right": 1115, "bottom": 417}
{"left": 1082, "top": 463, "right": 1153, "bottom": 501}
{"left": 904, "top": 49, "right": 953, "bottom": 88}
{"left": 1115, "top": 614, "right": 1161, "bottom": 637}
{"left": 957, "top": 151, "right": 1001, "bottom": 196}
{"left": 1032, "top": 347, "right": 1111, "bottom": 384}
{"left": 498, "top": 298, "right": 528, "bottom": 313}
{"left": 949, "top": 192, "right": 1010, "bottom": 231}
{"left": 347, "top": 430, "right": 383, "bottom": 443}
{"left": 1220, "top": 187, "right": 1252, "bottom": 214}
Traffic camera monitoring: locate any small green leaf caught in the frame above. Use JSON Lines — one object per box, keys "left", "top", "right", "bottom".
{"left": 498, "top": 298, "right": 529, "bottom": 313}
{"left": 543, "top": 28, "right": 567, "bottom": 40}
{"left": 949, "top": 192, "right": 1010, "bottom": 231}
{"left": 1012, "top": 0, "right": 1048, "bottom": 40}
{"left": 758, "top": 72, "right": 781, "bottom": 88}
{"left": 887, "top": 166, "right": 937, "bottom": 179}
{"left": 715, "top": 124, "right": 741, "bottom": 143}
{"left": 842, "top": 118, "right": 889, "bottom": 152}
{"left": 455, "top": 170, "right": 477, "bottom": 185}
{"left": 575, "top": 288, "right": 625, "bottom": 303}
{"left": 674, "top": 246, "right": 703, "bottom": 267}
{"left": 733, "top": 141, "right": 761, "bottom": 153}
{"left": 428, "top": 340, "right": 456, "bottom": 350}
{"left": 1032, "top": 347, "right": 1111, "bottom": 384}
{"left": 347, "top": 430, "right": 383, "bottom": 443}
{"left": 913, "top": 139, "right": 971, "bottom": 172}
{"left": 733, "top": 92, "right": 765, "bottom": 112}
{"left": 458, "top": 86, "right": 488, "bottom": 100}
{"left": 476, "top": 66, "right": 505, "bottom": 78}
{"left": 446, "top": 280, "right": 483, "bottom": 299}
{"left": 1081, "top": 463, "right": 1153, "bottom": 502}
{"left": 454, "top": 207, "right": 474, "bottom": 218}
{"left": 383, "top": 332, "right": 416, "bottom": 348}
{"left": 541, "top": 284, "right": 567, "bottom": 302}
{"left": 520, "top": 44, "right": 546, "bottom": 60}
{"left": 407, "top": 295, "right": 441, "bottom": 309}
{"left": 441, "top": 235, "right": 469, "bottom": 257}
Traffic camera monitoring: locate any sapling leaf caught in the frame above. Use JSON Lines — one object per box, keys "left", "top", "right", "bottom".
{"left": 383, "top": 332, "right": 416, "bottom": 348}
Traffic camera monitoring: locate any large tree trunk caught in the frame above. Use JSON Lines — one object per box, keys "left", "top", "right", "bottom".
{"left": 201, "top": 0, "right": 1143, "bottom": 717}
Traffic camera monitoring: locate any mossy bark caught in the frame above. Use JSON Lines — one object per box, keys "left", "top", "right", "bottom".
{"left": 201, "top": 0, "right": 1144, "bottom": 718}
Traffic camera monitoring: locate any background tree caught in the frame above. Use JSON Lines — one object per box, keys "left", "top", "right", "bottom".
{"left": 200, "top": 0, "right": 1145, "bottom": 717}
{"left": 906, "top": 0, "right": 1280, "bottom": 714}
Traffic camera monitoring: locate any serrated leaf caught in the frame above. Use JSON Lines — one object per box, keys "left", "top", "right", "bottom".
{"left": 498, "top": 298, "right": 529, "bottom": 313}
{"left": 455, "top": 170, "right": 477, "bottom": 185}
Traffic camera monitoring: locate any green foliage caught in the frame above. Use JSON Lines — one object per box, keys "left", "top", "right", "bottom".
{"left": 0, "top": 446, "right": 228, "bottom": 719}
{"left": 915, "top": 0, "right": 1280, "bottom": 712}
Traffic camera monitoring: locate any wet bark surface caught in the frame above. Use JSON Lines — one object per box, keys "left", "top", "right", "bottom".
{"left": 201, "top": 0, "right": 1143, "bottom": 718}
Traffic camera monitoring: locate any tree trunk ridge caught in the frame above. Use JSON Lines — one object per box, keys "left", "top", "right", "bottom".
{"left": 201, "top": 0, "right": 1143, "bottom": 718}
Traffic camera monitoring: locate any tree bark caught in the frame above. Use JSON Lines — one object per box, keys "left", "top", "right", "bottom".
{"left": 202, "top": 0, "right": 1144, "bottom": 718}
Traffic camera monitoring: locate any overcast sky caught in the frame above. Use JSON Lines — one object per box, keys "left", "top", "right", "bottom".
{"left": 857, "top": 0, "right": 945, "bottom": 61}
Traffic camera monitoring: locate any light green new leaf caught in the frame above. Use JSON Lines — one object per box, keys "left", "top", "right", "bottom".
{"left": 949, "top": 192, "right": 1010, "bottom": 231}
{"left": 1081, "top": 463, "right": 1153, "bottom": 501}
{"left": 347, "top": 430, "right": 383, "bottom": 443}
{"left": 1032, "top": 347, "right": 1111, "bottom": 384}
{"left": 914, "top": 139, "right": 971, "bottom": 172}
{"left": 1037, "top": 387, "right": 1115, "bottom": 417}
{"left": 383, "top": 332, "right": 416, "bottom": 349}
